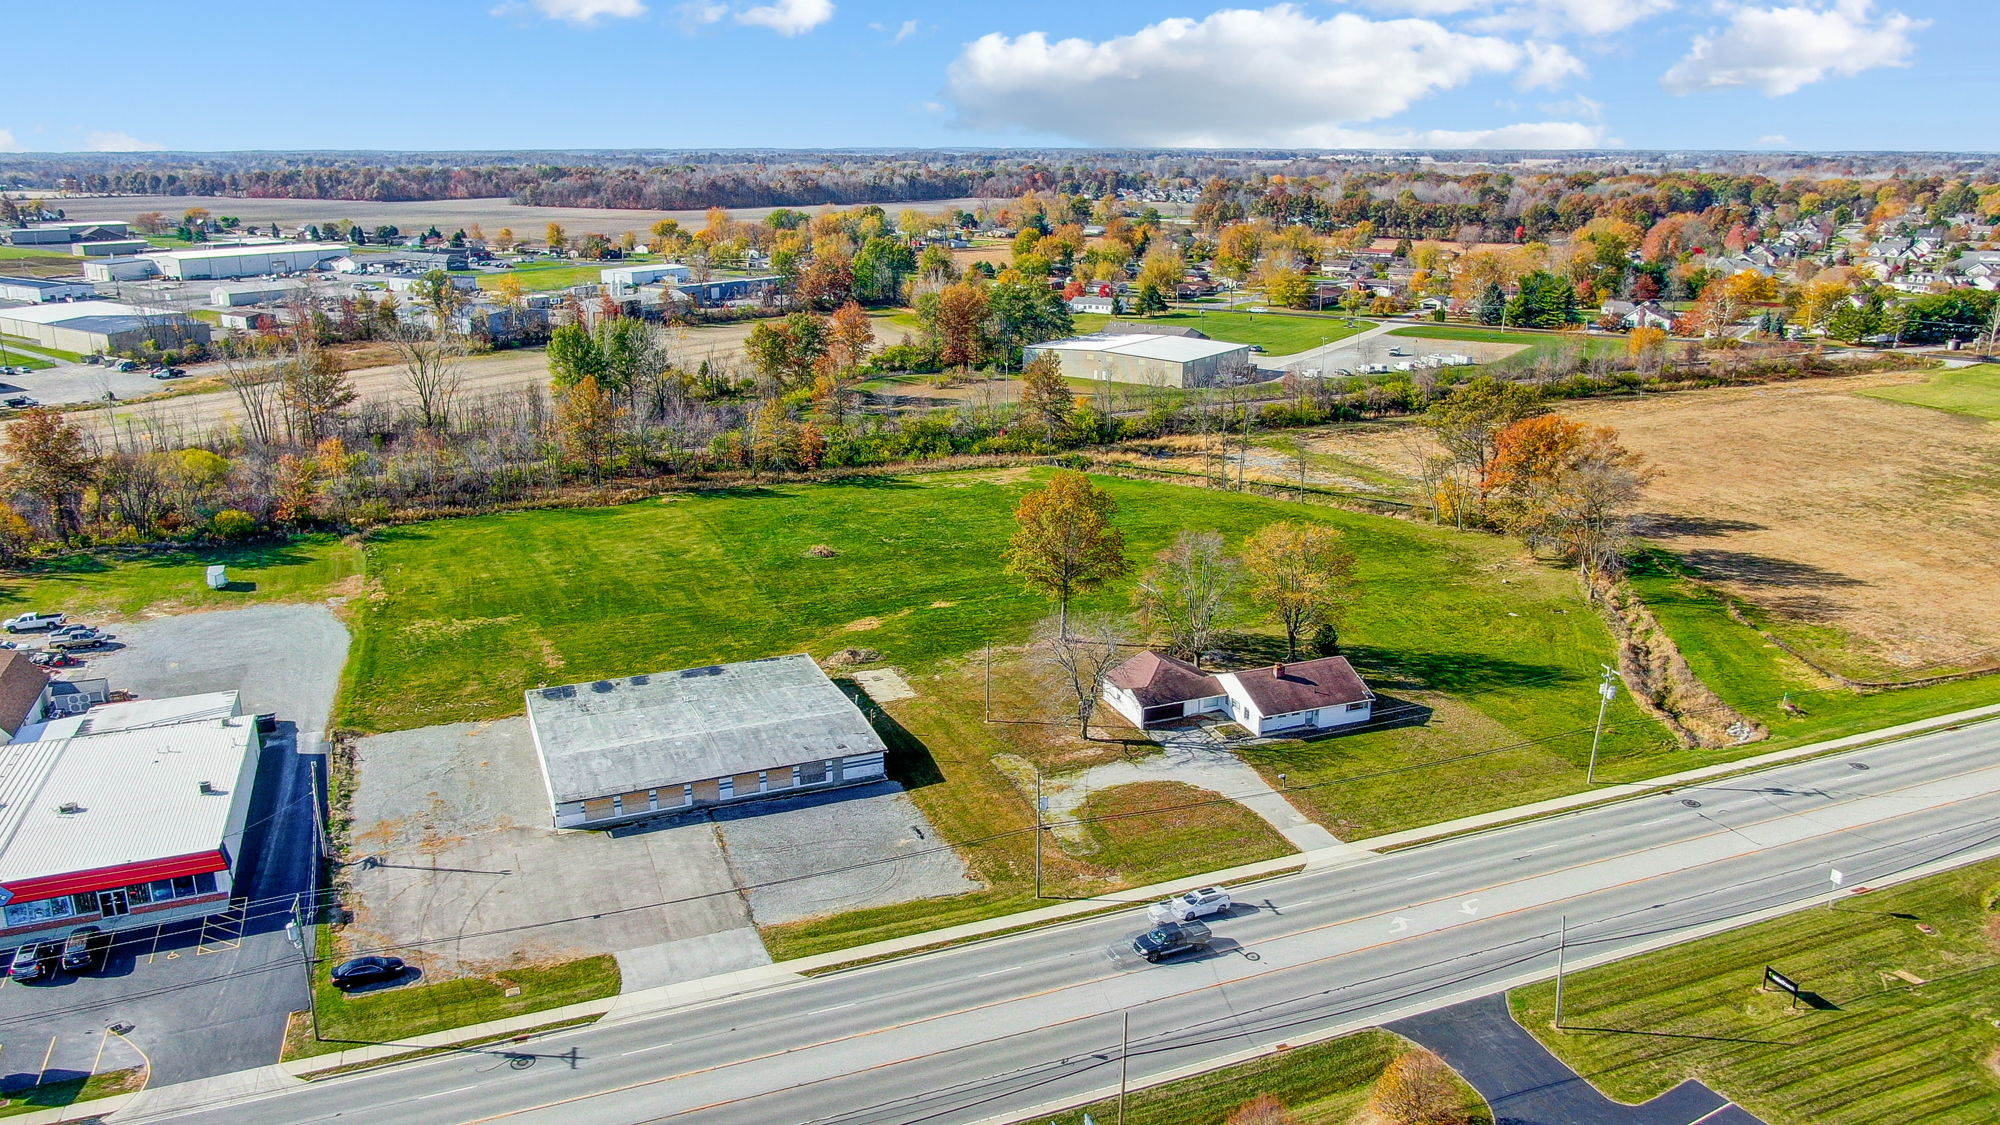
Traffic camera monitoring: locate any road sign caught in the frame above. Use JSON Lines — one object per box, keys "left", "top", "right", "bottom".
{"left": 1829, "top": 868, "right": 1845, "bottom": 887}
{"left": 0, "top": 887, "right": 12, "bottom": 907}
{"left": 1764, "top": 965, "right": 1800, "bottom": 996}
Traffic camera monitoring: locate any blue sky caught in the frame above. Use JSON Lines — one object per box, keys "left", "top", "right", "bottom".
{"left": 4, "top": 1, "right": 1993, "bottom": 153}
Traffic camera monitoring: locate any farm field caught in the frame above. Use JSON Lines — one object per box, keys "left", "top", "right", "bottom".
{"left": 1511, "top": 855, "right": 2000, "bottom": 1125}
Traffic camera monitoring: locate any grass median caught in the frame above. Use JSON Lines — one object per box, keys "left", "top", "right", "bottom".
{"left": 1510, "top": 855, "right": 2000, "bottom": 1125}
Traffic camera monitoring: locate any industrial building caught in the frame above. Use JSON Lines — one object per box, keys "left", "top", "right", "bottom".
{"left": 0, "top": 300, "right": 211, "bottom": 355}
{"left": 675, "top": 274, "right": 781, "bottom": 308}
{"left": 208, "top": 280, "right": 307, "bottom": 307}
{"left": 1102, "top": 651, "right": 1375, "bottom": 736}
{"left": 145, "top": 242, "right": 349, "bottom": 280}
{"left": 524, "top": 654, "right": 889, "bottom": 829}
{"left": 1022, "top": 332, "right": 1254, "bottom": 388}
{"left": 0, "top": 276, "right": 97, "bottom": 303}
{"left": 602, "top": 263, "right": 692, "bottom": 294}
{"left": 4, "top": 221, "right": 130, "bottom": 246}
{"left": 0, "top": 691, "right": 260, "bottom": 941}
{"left": 82, "top": 257, "right": 161, "bottom": 283}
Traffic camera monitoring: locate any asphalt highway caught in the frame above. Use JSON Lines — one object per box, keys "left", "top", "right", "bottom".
{"left": 161, "top": 717, "right": 2000, "bottom": 1125}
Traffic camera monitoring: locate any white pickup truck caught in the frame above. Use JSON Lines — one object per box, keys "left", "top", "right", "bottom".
{"left": 1147, "top": 886, "right": 1232, "bottom": 924}
{"left": 3, "top": 611, "right": 65, "bottom": 633}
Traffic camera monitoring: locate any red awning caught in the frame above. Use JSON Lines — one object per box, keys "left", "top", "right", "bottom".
{"left": 2, "top": 851, "right": 229, "bottom": 902}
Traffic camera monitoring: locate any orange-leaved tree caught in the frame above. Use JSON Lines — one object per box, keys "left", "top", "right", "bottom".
{"left": 1003, "top": 470, "right": 1130, "bottom": 636}
{"left": 1484, "top": 414, "right": 1650, "bottom": 580}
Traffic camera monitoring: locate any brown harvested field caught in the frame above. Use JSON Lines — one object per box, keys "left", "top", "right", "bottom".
{"left": 1300, "top": 371, "right": 2000, "bottom": 676}
{"left": 1561, "top": 371, "right": 2000, "bottom": 675}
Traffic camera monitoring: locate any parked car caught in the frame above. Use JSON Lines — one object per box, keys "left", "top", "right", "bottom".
{"left": 4, "top": 611, "right": 65, "bottom": 633}
{"left": 150, "top": 369, "right": 185, "bottom": 380}
{"left": 60, "top": 927, "right": 110, "bottom": 972}
{"left": 331, "top": 956, "right": 407, "bottom": 990}
{"left": 48, "top": 629, "right": 105, "bottom": 652}
{"left": 1147, "top": 886, "right": 1232, "bottom": 924}
{"left": 9, "top": 941, "right": 62, "bottom": 982}
{"left": 3, "top": 396, "right": 39, "bottom": 409}
{"left": 1131, "top": 921, "right": 1210, "bottom": 963}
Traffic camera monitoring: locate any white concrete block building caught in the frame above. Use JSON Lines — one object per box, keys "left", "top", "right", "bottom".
{"left": 1103, "top": 651, "right": 1374, "bottom": 736}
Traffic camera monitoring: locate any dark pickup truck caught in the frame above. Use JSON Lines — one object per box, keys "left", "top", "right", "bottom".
{"left": 1131, "top": 920, "right": 1211, "bottom": 962}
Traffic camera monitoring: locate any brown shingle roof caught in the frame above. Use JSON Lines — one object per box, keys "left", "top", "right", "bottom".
{"left": 1104, "top": 651, "right": 1223, "bottom": 709}
{"left": 1228, "top": 656, "right": 1372, "bottom": 717}
{"left": 0, "top": 651, "right": 48, "bottom": 736}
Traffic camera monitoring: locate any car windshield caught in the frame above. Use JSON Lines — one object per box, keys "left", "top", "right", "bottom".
{"left": 1146, "top": 927, "right": 1175, "bottom": 943}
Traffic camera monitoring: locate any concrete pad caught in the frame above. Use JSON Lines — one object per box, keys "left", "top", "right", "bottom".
{"left": 614, "top": 928, "right": 772, "bottom": 993}
{"left": 852, "top": 668, "right": 916, "bottom": 703}
{"left": 714, "top": 781, "right": 980, "bottom": 925}
{"left": 345, "top": 719, "right": 757, "bottom": 971}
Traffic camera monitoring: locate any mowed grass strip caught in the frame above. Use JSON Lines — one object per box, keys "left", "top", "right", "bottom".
{"left": 1510, "top": 857, "right": 2000, "bottom": 1125}
{"left": 1028, "top": 1029, "right": 1489, "bottom": 1125}
{"left": 1855, "top": 366, "right": 2000, "bottom": 421}
{"left": 1390, "top": 323, "right": 1625, "bottom": 366}
{"left": 0, "top": 535, "right": 362, "bottom": 621}
{"left": 1076, "top": 781, "right": 1296, "bottom": 883}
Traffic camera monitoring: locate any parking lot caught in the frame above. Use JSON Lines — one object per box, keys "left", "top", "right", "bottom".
{"left": 0, "top": 357, "right": 177, "bottom": 407}
{"left": 0, "top": 604, "right": 349, "bottom": 1088}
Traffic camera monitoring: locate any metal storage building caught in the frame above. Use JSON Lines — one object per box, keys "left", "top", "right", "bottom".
{"left": 0, "top": 300, "right": 211, "bottom": 355}
{"left": 1022, "top": 332, "right": 1254, "bottom": 389}
{"left": 0, "top": 276, "right": 97, "bottom": 303}
{"left": 524, "top": 654, "right": 889, "bottom": 829}
{"left": 145, "top": 242, "right": 349, "bottom": 280}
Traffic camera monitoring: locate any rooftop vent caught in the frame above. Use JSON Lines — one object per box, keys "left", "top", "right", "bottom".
{"left": 680, "top": 666, "right": 724, "bottom": 679}
{"left": 199, "top": 781, "right": 221, "bottom": 795}
{"left": 56, "top": 801, "right": 82, "bottom": 814}
{"left": 590, "top": 681, "right": 616, "bottom": 694}
{"left": 540, "top": 685, "right": 576, "bottom": 701}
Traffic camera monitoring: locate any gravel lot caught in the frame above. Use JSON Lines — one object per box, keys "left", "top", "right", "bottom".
{"left": 84, "top": 603, "right": 349, "bottom": 731}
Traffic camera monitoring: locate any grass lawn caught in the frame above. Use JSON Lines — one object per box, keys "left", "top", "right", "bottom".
{"left": 475, "top": 260, "right": 611, "bottom": 292}
{"left": 1391, "top": 324, "right": 1625, "bottom": 367}
{"left": 3, "top": 335, "right": 86, "bottom": 364}
{"left": 1510, "top": 855, "right": 2000, "bottom": 1125}
{"left": 1854, "top": 366, "right": 2000, "bottom": 420}
{"left": 1137, "top": 310, "right": 1365, "bottom": 356}
{"left": 1625, "top": 549, "right": 2000, "bottom": 741}
{"left": 1077, "top": 781, "right": 1296, "bottom": 882}
{"left": 0, "top": 1068, "right": 146, "bottom": 1118}
{"left": 284, "top": 947, "right": 619, "bottom": 1061}
{"left": 1026, "top": 1029, "right": 1489, "bottom": 1125}
{"left": 0, "top": 535, "right": 362, "bottom": 621}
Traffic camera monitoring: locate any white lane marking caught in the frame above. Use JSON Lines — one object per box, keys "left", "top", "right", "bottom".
{"left": 1518, "top": 843, "right": 1560, "bottom": 855}
{"left": 419, "top": 1085, "right": 480, "bottom": 1100}
{"left": 619, "top": 1042, "right": 676, "bottom": 1057}
{"left": 810, "top": 1003, "right": 856, "bottom": 1015}
{"left": 976, "top": 965, "right": 1023, "bottom": 978}
{"left": 1290, "top": 901, "right": 1314, "bottom": 909}
{"left": 1388, "top": 917, "right": 1409, "bottom": 933}
{"left": 1405, "top": 870, "right": 1442, "bottom": 881}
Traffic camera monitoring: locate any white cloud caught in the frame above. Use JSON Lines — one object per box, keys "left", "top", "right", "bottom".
{"left": 1362, "top": 120, "right": 1607, "bottom": 147}
{"left": 1758, "top": 134, "right": 1791, "bottom": 145}
{"left": 947, "top": 5, "right": 1569, "bottom": 146}
{"left": 893, "top": 18, "right": 918, "bottom": 43}
{"left": 1661, "top": 0, "right": 1925, "bottom": 96}
{"left": 0, "top": 129, "right": 21, "bottom": 153}
{"left": 735, "top": 0, "right": 832, "bottom": 35}
{"left": 1538, "top": 93, "right": 1604, "bottom": 120}
{"left": 1517, "top": 40, "right": 1585, "bottom": 88}
{"left": 85, "top": 131, "right": 164, "bottom": 152}
{"left": 1348, "top": 0, "right": 1676, "bottom": 36}
{"left": 528, "top": 0, "right": 647, "bottom": 24}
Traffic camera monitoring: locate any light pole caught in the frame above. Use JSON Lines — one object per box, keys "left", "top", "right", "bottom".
{"left": 1554, "top": 913, "right": 1568, "bottom": 1027}
{"left": 1586, "top": 664, "right": 1620, "bottom": 784}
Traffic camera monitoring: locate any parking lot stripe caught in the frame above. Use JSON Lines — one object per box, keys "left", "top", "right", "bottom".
{"left": 90, "top": 1029, "right": 109, "bottom": 1077}
{"left": 37, "top": 1035, "right": 55, "bottom": 1085}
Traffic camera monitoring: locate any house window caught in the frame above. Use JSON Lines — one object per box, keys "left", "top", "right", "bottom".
{"left": 1346, "top": 701, "right": 1368, "bottom": 712}
{"left": 800, "top": 761, "right": 828, "bottom": 785}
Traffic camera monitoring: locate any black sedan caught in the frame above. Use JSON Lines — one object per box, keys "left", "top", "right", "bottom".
{"left": 60, "top": 927, "right": 111, "bottom": 972}
{"left": 330, "top": 956, "right": 407, "bottom": 990}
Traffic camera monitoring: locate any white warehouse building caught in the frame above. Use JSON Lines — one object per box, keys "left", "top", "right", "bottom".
{"left": 145, "top": 242, "right": 349, "bottom": 281}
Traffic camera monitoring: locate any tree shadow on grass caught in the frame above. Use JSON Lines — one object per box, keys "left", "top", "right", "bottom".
{"left": 1679, "top": 548, "right": 1867, "bottom": 588}
{"left": 1634, "top": 513, "right": 1767, "bottom": 538}
{"left": 1339, "top": 645, "right": 1577, "bottom": 696}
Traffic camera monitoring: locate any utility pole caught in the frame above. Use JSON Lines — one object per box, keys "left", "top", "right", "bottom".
{"left": 1586, "top": 664, "right": 1619, "bottom": 785}
{"left": 1118, "top": 1010, "right": 1130, "bottom": 1125}
{"left": 1554, "top": 914, "right": 1567, "bottom": 1028}
{"left": 1034, "top": 768, "right": 1045, "bottom": 899}
{"left": 984, "top": 641, "right": 992, "bottom": 722}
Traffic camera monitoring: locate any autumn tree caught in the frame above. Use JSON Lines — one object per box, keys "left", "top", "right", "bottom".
{"left": 1243, "top": 521, "right": 1358, "bottom": 659}
{"left": 545, "top": 222, "right": 568, "bottom": 254}
{"left": 390, "top": 321, "right": 463, "bottom": 431}
{"left": 1017, "top": 352, "right": 1073, "bottom": 441}
{"left": 1134, "top": 530, "right": 1239, "bottom": 666}
{"left": 826, "top": 302, "right": 875, "bottom": 373}
{"left": 271, "top": 453, "right": 322, "bottom": 525}
{"left": 1421, "top": 377, "right": 1548, "bottom": 499}
{"left": 556, "top": 374, "right": 624, "bottom": 481}
{"left": 1223, "top": 1094, "right": 1298, "bottom": 1125}
{"left": 1367, "top": 1049, "right": 1475, "bottom": 1125}
{"left": 934, "top": 282, "right": 990, "bottom": 369}
{"left": 3, "top": 408, "right": 97, "bottom": 541}
{"left": 1484, "top": 414, "right": 1651, "bottom": 580}
{"left": 279, "top": 347, "right": 357, "bottom": 445}
{"left": 1030, "top": 612, "right": 1129, "bottom": 738}
{"left": 1264, "top": 266, "right": 1312, "bottom": 309}
{"left": 1003, "top": 470, "right": 1131, "bottom": 636}
{"left": 745, "top": 313, "right": 830, "bottom": 388}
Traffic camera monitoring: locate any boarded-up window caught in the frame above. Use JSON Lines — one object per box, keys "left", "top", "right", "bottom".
{"left": 583, "top": 797, "right": 616, "bottom": 821}
{"left": 733, "top": 772, "right": 763, "bottom": 797}
{"left": 624, "top": 790, "right": 652, "bottom": 812}
{"left": 768, "top": 767, "right": 795, "bottom": 789}
{"left": 658, "top": 785, "right": 688, "bottom": 807}
{"left": 800, "top": 761, "right": 827, "bottom": 785}
{"left": 692, "top": 778, "right": 721, "bottom": 803}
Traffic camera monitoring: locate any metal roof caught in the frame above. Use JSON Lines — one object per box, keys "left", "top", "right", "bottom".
{"left": 0, "top": 696, "right": 254, "bottom": 891}
{"left": 525, "top": 654, "right": 888, "bottom": 804}
{"left": 0, "top": 276, "right": 91, "bottom": 292}
{"left": 147, "top": 242, "right": 348, "bottom": 263}
{"left": 0, "top": 299, "right": 145, "bottom": 326}
{"left": 1028, "top": 332, "right": 1250, "bottom": 363}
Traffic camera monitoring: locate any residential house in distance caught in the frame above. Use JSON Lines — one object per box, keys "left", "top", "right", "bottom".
{"left": 1102, "top": 651, "right": 1375, "bottom": 736}
{"left": 524, "top": 654, "right": 889, "bottom": 829}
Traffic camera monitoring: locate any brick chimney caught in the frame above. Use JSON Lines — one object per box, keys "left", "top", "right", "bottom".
{"left": 1274, "top": 662, "right": 1286, "bottom": 678}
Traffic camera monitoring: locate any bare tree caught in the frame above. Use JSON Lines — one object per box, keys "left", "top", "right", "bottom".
{"left": 1030, "top": 612, "right": 1129, "bottom": 739}
{"left": 1134, "top": 531, "right": 1239, "bottom": 666}
{"left": 390, "top": 323, "right": 464, "bottom": 432}
{"left": 218, "top": 354, "right": 282, "bottom": 445}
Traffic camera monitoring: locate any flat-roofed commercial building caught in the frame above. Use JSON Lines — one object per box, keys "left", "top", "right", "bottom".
{"left": 146, "top": 242, "right": 349, "bottom": 280}
{"left": 0, "top": 299, "right": 210, "bottom": 355}
{"left": 1022, "top": 332, "right": 1253, "bottom": 388}
{"left": 0, "top": 276, "right": 97, "bottom": 303}
{"left": 0, "top": 692, "right": 260, "bottom": 940}
{"left": 525, "top": 654, "right": 889, "bottom": 829}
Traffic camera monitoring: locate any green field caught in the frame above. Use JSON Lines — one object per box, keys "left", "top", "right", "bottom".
{"left": 0, "top": 537, "right": 361, "bottom": 621}
{"left": 473, "top": 260, "right": 609, "bottom": 292}
{"left": 1027, "top": 1029, "right": 1489, "bottom": 1125}
{"left": 1625, "top": 550, "right": 2000, "bottom": 741}
{"left": 1855, "top": 366, "right": 2000, "bottom": 420}
{"left": 4, "top": 335, "right": 89, "bottom": 364}
{"left": 1512, "top": 856, "right": 2000, "bottom": 1125}
{"left": 1390, "top": 324, "right": 1625, "bottom": 367}
{"left": 1141, "top": 310, "right": 1365, "bottom": 355}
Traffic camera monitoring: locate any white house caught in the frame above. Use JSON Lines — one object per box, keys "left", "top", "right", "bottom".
{"left": 1102, "top": 651, "right": 1374, "bottom": 737}
{"left": 1069, "top": 294, "right": 1116, "bottom": 315}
